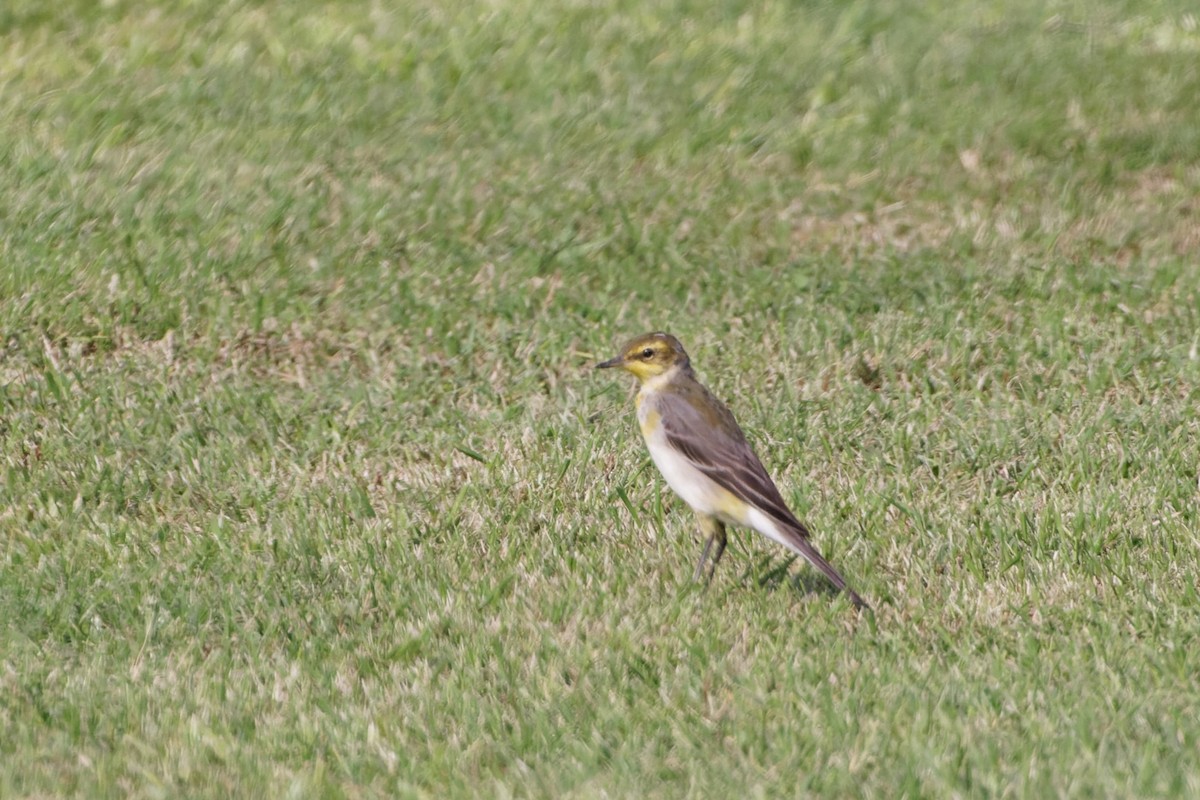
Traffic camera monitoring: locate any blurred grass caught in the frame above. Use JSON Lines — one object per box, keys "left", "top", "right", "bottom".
{"left": 2, "top": 0, "right": 1200, "bottom": 797}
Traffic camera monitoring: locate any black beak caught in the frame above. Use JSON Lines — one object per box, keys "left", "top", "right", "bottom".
{"left": 595, "top": 356, "right": 624, "bottom": 369}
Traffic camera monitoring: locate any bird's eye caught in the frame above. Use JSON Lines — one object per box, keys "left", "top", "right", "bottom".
{"left": 641, "top": 348, "right": 655, "bottom": 359}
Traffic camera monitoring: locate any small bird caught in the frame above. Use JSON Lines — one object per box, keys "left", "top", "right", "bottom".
{"left": 597, "top": 332, "right": 869, "bottom": 610}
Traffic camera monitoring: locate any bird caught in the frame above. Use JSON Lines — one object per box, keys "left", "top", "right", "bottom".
{"left": 596, "top": 332, "right": 869, "bottom": 610}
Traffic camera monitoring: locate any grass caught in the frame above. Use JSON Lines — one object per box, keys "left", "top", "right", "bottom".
{"left": 2, "top": 0, "right": 1200, "bottom": 796}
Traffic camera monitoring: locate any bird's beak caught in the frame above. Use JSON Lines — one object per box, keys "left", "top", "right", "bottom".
{"left": 595, "top": 355, "right": 625, "bottom": 370}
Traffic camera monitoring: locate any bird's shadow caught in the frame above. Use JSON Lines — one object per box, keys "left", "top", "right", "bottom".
{"left": 737, "top": 554, "right": 843, "bottom": 600}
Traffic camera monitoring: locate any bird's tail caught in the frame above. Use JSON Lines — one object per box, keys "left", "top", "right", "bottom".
{"left": 758, "top": 514, "right": 870, "bottom": 611}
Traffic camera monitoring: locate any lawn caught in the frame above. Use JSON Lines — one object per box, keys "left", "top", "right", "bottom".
{"left": 2, "top": 0, "right": 1199, "bottom": 796}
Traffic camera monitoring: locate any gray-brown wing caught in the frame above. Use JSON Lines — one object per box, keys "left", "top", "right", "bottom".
{"left": 657, "top": 382, "right": 805, "bottom": 534}
{"left": 660, "top": 382, "right": 870, "bottom": 609}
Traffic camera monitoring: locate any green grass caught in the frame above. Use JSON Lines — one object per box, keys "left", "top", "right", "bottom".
{"left": 3, "top": 0, "right": 1200, "bottom": 796}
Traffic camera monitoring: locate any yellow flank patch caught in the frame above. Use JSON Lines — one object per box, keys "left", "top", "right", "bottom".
{"left": 639, "top": 408, "right": 661, "bottom": 436}
{"left": 711, "top": 488, "right": 749, "bottom": 522}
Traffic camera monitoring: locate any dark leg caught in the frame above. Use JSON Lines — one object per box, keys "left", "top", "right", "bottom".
{"left": 692, "top": 516, "right": 727, "bottom": 583}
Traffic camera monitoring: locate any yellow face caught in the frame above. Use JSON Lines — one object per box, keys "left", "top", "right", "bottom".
{"left": 596, "top": 332, "right": 689, "bottom": 381}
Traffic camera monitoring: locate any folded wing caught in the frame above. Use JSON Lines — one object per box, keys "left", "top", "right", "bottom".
{"left": 660, "top": 383, "right": 868, "bottom": 609}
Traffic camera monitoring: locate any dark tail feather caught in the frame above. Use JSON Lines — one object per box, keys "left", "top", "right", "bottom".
{"left": 777, "top": 522, "right": 870, "bottom": 611}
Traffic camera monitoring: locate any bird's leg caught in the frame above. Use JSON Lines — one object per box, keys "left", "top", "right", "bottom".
{"left": 692, "top": 516, "right": 727, "bottom": 584}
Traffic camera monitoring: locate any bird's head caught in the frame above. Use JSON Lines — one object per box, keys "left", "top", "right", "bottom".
{"left": 596, "top": 332, "right": 690, "bottom": 382}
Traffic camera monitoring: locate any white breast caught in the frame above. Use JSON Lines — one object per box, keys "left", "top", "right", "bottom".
{"left": 638, "top": 392, "right": 727, "bottom": 517}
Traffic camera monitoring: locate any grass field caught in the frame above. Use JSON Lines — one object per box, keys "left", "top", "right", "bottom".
{"left": 3, "top": 0, "right": 1200, "bottom": 796}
